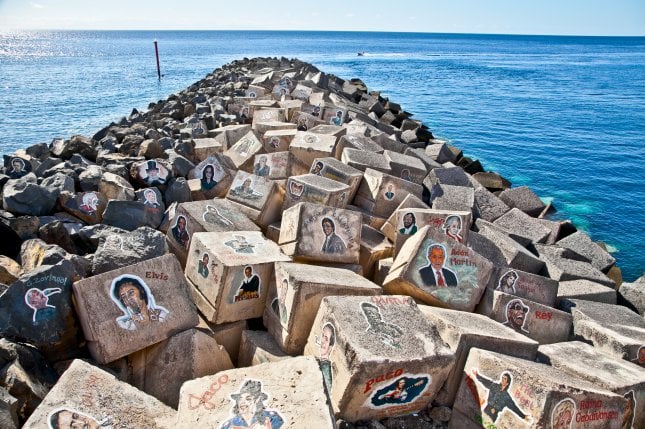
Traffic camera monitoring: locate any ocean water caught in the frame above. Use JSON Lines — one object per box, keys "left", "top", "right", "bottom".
{"left": 1, "top": 30, "right": 644, "bottom": 280}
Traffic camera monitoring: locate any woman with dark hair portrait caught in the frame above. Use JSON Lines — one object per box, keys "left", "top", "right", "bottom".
{"left": 497, "top": 270, "right": 519, "bottom": 294}
{"left": 201, "top": 164, "right": 218, "bottom": 190}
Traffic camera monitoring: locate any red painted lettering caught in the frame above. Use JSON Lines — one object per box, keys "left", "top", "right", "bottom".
{"left": 364, "top": 368, "right": 403, "bottom": 393}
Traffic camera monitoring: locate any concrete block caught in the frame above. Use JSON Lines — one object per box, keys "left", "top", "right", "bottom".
{"left": 309, "top": 157, "right": 363, "bottom": 201}
{"left": 354, "top": 168, "right": 424, "bottom": 218}
{"left": 430, "top": 183, "right": 475, "bottom": 213}
{"left": 237, "top": 330, "right": 290, "bottom": 367}
{"left": 208, "top": 319, "right": 247, "bottom": 367}
{"left": 166, "top": 199, "right": 260, "bottom": 266}
{"left": 393, "top": 209, "right": 472, "bottom": 257}
{"left": 384, "top": 226, "right": 493, "bottom": 312}
{"left": 425, "top": 143, "right": 456, "bottom": 164}
{"left": 128, "top": 327, "right": 234, "bottom": 408}
{"left": 383, "top": 150, "right": 427, "bottom": 185}
{"left": 535, "top": 243, "right": 616, "bottom": 288}
{"left": 557, "top": 231, "right": 616, "bottom": 273}
{"left": 476, "top": 220, "right": 546, "bottom": 274}
{"left": 304, "top": 295, "right": 454, "bottom": 422}
{"left": 222, "top": 130, "right": 263, "bottom": 171}
{"left": 473, "top": 186, "right": 511, "bottom": 222}
{"left": 282, "top": 174, "right": 351, "bottom": 211}
{"left": 177, "top": 356, "right": 334, "bottom": 428}
{"left": 185, "top": 231, "right": 290, "bottom": 324}
{"left": 374, "top": 257, "right": 393, "bottom": 286}
{"left": 420, "top": 306, "right": 538, "bottom": 407}
{"left": 289, "top": 131, "right": 337, "bottom": 176}
{"left": 498, "top": 186, "right": 546, "bottom": 217}
{"left": 477, "top": 289, "right": 572, "bottom": 344}
{"left": 73, "top": 254, "right": 199, "bottom": 363}
{"left": 187, "top": 155, "right": 232, "bottom": 200}
{"left": 209, "top": 124, "right": 252, "bottom": 152}
{"left": 334, "top": 134, "right": 384, "bottom": 159}
{"left": 252, "top": 151, "right": 289, "bottom": 180}
{"left": 380, "top": 194, "right": 428, "bottom": 242}
{"left": 226, "top": 170, "right": 284, "bottom": 227}
{"left": 425, "top": 166, "right": 473, "bottom": 188}
{"left": 341, "top": 148, "right": 392, "bottom": 174}
{"left": 359, "top": 224, "right": 394, "bottom": 281}
{"left": 453, "top": 348, "right": 627, "bottom": 429}
{"left": 487, "top": 267, "right": 559, "bottom": 307}
{"left": 561, "top": 299, "right": 645, "bottom": 367}
{"left": 193, "top": 137, "right": 224, "bottom": 161}
{"left": 279, "top": 202, "right": 361, "bottom": 264}
{"left": 494, "top": 208, "right": 552, "bottom": 244}
{"left": 23, "top": 359, "right": 176, "bottom": 428}
{"left": 265, "top": 261, "right": 381, "bottom": 355}
{"left": 618, "top": 280, "right": 645, "bottom": 316}
{"left": 471, "top": 171, "right": 511, "bottom": 192}
{"left": 465, "top": 231, "right": 511, "bottom": 270}
{"left": 537, "top": 341, "right": 645, "bottom": 429}
{"left": 263, "top": 128, "right": 297, "bottom": 153}
{"left": 557, "top": 279, "right": 617, "bottom": 305}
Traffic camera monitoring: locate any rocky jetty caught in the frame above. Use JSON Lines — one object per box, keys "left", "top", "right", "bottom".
{"left": 0, "top": 57, "right": 642, "bottom": 429}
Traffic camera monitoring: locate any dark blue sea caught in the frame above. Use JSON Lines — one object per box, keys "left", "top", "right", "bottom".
{"left": 1, "top": 31, "right": 644, "bottom": 280}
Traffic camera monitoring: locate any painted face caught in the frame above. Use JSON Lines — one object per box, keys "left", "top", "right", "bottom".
{"left": 429, "top": 247, "right": 445, "bottom": 271}
{"left": 244, "top": 267, "right": 252, "bottom": 278}
{"left": 177, "top": 217, "right": 186, "bottom": 230}
{"left": 54, "top": 410, "right": 100, "bottom": 429}
{"left": 322, "top": 220, "right": 333, "bottom": 236}
{"left": 243, "top": 179, "right": 252, "bottom": 190}
{"left": 119, "top": 283, "right": 144, "bottom": 315}
{"left": 506, "top": 274, "right": 517, "bottom": 286}
{"left": 28, "top": 289, "right": 48, "bottom": 309}
{"left": 638, "top": 347, "right": 645, "bottom": 364}
{"left": 500, "top": 374, "right": 510, "bottom": 390}
{"left": 448, "top": 219, "right": 460, "bottom": 235}
{"left": 508, "top": 302, "right": 527, "bottom": 329}
{"left": 205, "top": 166, "right": 213, "bottom": 179}
{"left": 403, "top": 214, "right": 414, "bottom": 228}
{"left": 238, "top": 393, "right": 255, "bottom": 415}
{"left": 554, "top": 408, "right": 572, "bottom": 429}
{"left": 320, "top": 326, "right": 333, "bottom": 359}
{"left": 397, "top": 379, "right": 406, "bottom": 390}
{"left": 363, "top": 306, "right": 381, "bottom": 324}
{"left": 202, "top": 254, "right": 209, "bottom": 264}
{"left": 12, "top": 160, "right": 21, "bottom": 170}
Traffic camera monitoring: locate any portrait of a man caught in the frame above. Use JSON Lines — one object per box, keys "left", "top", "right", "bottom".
{"left": 318, "top": 321, "right": 336, "bottom": 391}
{"left": 253, "top": 155, "right": 270, "bottom": 177}
{"left": 234, "top": 266, "right": 261, "bottom": 302}
{"left": 8, "top": 157, "right": 28, "bottom": 179}
{"left": 418, "top": 244, "right": 459, "bottom": 287}
{"left": 171, "top": 215, "right": 190, "bottom": 248}
{"left": 142, "top": 160, "right": 167, "bottom": 186}
{"left": 311, "top": 161, "right": 324, "bottom": 176}
{"left": 24, "top": 287, "right": 62, "bottom": 323}
{"left": 399, "top": 212, "right": 418, "bottom": 235}
{"left": 443, "top": 215, "right": 463, "bottom": 243}
{"left": 220, "top": 380, "right": 284, "bottom": 429}
{"left": 360, "top": 302, "right": 403, "bottom": 348}
{"left": 198, "top": 253, "right": 210, "bottom": 278}
{"left": 330, "top": 110, "right": 343, "bottom": 126}
{"left": 79, "top": 192, "right": 99, "bottom": 214}
{"left": 384, "top": 184, "right": 395, "bottom": 200}
{"left": 551, "top": 398, "right": 575, "bottom": 429}
{"left": 503, "top": 298, "right": 530, "bottom": 334}
{"left": 472, "top": 369, "right": 530, "bottom": 424}
{"left": 48, "top": 407, "right": 110, "bottom": 429}
{"left": 230, "top": 177, "right": 263, "bottom": 200}
{"left": 321, "top": 217, "right": 346, "bottom": 254}
{"left": 142, "top": 188, "right": 160, "bottom": 208}
{"left": 371, "top": 376, "right": 428, "bottom": 407}
{"left": 110, "top": 275, "right": 169, "bottom": 331}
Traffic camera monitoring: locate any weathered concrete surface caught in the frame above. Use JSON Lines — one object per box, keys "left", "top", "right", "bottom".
{"left": 264, "top": 261, "right": 381, "bottom": 355}
{"left": 304, "top": 295, "right": 455, "bottom": 422}
{"left": 177, "top": 356, "right": 335, "bottom": 428}
{"left": 237, "top": 329, "right": 290, "bottom": 367}
{"left": 419, "top": 306, "right": 538, "bottom": 407}
{"left": 73, "top": 254, "right": 199, "bottom": 363}
{"left": 486, "top": 266, "right": 559, "bottom": 307}
{"left": 452, "top": 348, "right": 627, "bottom": 429}
{"left": 537, "top": 341, "right": 645, "bottom": 429}
{"left": 22, "top": 359, "right": 176, "bottom": 428}
{"left": 557, "top": 231, "right": 616, "bottom": 273}
{"left": 535, "top": 243, "right": 616, "bottom": 288}
{"left": 617, "top": 280, "right": 645, "bottom": 316}
{"left": 557, "top": 279, "right": 617, "bottom": 305}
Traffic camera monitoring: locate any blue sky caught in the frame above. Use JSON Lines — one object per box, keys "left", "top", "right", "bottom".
{"left": 0, "top": 0, "right": 643, "bottom": 35}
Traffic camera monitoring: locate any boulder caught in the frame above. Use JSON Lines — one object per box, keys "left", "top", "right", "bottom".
{"left": 473, "top": 186, "right": 511, "bottom": 222}
{"left": 617, "top": 280, "right": 645, "bottom": 316}
{"left": 50, "top": 135, "right": 97, "bottom": 161}
{"left": 0, "top": 256, "right": 21, "bottom": 285}
{"left": 557, "top": 279, "right": 617, "bottom": 305}
{"left": 2, "top": 175, "right": 57, "bottom": 216}
{"left": 556, "top": 231, "right": 616, "bottom": 273}
{"left": 98, "top": 171, "right": 135, "bottom": 201}
{"left": 534, "top": 243, "right": 616, "bottom": 288}
{"left": 498, "top": 186, "right": 546, "bottom": 217}
{"left": 91, "top": 226, "right": 168, "bottom": 275}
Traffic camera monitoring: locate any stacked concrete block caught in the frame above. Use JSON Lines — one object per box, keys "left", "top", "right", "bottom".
{"left": 359, "top": 224, "right": 394, "bottom": 281}
{"left": 419, "top": 306, "right": 539, "bottom": 407}
{"left": 192, "top": 137, "right": 224, "bottom": 161}
{"left": 477, "top": 289, "right": 572, "bottom": 345}
{"left": 187, "top": 155, "right": 232, "bottom": 200}
{"left": 353, "top": 168, "right": 424, "bottom": 219}
{"left": 384, "top": 227, "right": 493, "bottom": 312}
{"left": 73, "top": 254, "right": 199, "bottom": 363}
{"left": 262, "top": 128, "right": 297, "bottom": 153}
{"left": 177, "top": 356, "right": 335, "bottom": 428}
{"left": 282, "top": 174, "right": 351, "bottom": 211}
{"left": 560, "top": 298, "right": 645, "bottom": 367}
{"left": 557, "top": 279, "right": 617, "bottom": 305}
{"left": 452, "top": 348, "right": 627, "bottom": 429}
{"left": 23, "top": 359, "right": 176, "bottom": 428}
{"left": 383, "top": 150, "right": 427, "bottom": 184}
{"left": 166, "top": 199, "right": 260, "bottom": 266}
{"left": 221, "top": 130, "right": 264, "bottom": 171}
{"left": 265, "top": 261, "right": 381, "bottom": 355}
{"left": 486, "top": 266, "right": 559, "bottom": 306}
{"left": 128, "top": 327, "right": 234, "bottom": 407}
{"left": 498, "top": 186, "right": 546, "bottom": 217}
{"left": 309, "top": 157, "right": 364, "bottom": 201}
{"left": 430, "top": 183, "right": 476, "bottom": 213}
{"left": 473, "top": 186, "right": 511, "bottom": 222}
{"left": 334, "top": 134, "right": 384, "bottom": 159}
{"left": 393, "top": 208, "right": 472, "bottom": 256}
{"left": 251, "top": 151, "right": 289, "bottom": 180}
{"left": 493, "top": 208, "right": 553, "bottom": 245}
{"left": 278, "top": 202, "right": 361, "bottom": 264}
{"left": 557, "top": 231, "right": 616, "bottom": 273}
{"left": 380, "top": 193, "right": 429, "bottom": 242}
{"left": 237, "top": 330, "right": 290, "bottom": 367}
{"left": 535, "top": 243, "right": 616, "bottom": 288}
{"left": 226, "top": 170, "right": 284, "bottom": 227}
{"left": 537, "top": 341, "right": 645, "bottom": 429}
{"left": 185, "top": 231, "right": 290, "bottom": 324}
{"left": 289, "top": 131, "right": 337, "bottom": 176}
{"left": 304, "top": 295, "right": 455, "bottom": 422}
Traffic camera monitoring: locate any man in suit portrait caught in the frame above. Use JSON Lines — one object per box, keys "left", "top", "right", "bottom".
{"left": 399, "top": 212, "right": 418, "bottom": 235}
{"left": 235, "top": 266, "right": 261, "bottom": 301}
{"left": 321, "top": 217, "right": 346, "bottom": 254}
{"left": 418, "top": 244, "right": 458, "bottom": 287}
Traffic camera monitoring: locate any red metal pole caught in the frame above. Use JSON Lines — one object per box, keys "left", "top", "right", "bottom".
{"left": 154, "top": 40, "right": 161, "bottom": 80}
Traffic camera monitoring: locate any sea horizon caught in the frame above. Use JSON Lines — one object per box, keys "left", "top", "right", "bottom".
{"left": 1, "top": 30, "right": 643, "bottom": 280}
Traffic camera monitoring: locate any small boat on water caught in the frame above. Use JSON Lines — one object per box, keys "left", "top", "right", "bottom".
{"left": 357, "top": 51, "right": 365, "bottom": 56}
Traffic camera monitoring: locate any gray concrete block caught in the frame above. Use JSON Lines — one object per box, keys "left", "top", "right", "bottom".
{"left": 557, "top": 231, "right": 616, "bottom": 273}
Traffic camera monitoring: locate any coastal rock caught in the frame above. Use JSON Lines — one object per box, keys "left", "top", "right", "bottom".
{"left": 2, "top": 175, "right": 58, "bottom": 216}
{"left": 0, "top": 386, "right": 19, "bottom": 429}
{"left": 58, "top": 190, "right": 107, "bottom": 224}
{"left": 471, "top": 171, "right": 511, "bottom": 192}
{"left": 37, "top": 220, "right": 77, "bottom": 254}
{"left": 91, "top": 226, "right": 167, "bottom": 275}
{"left": 98, "top": 171, "right": 135, "bottom": 201}
{"left": 77, "top": 165, "right": 104, "bottom": 192}
{"left": 617, "top": 280, "right": 645, "bottom": 316}
{"left": 498, "top": 185, "right": 546, "bottom": 217}
{"left": 40, "top": 172, "right": 75, "bottom": 194}
{"left": 0, "top": 221, "right": 23, "bottom": 259}
{"left": 163, "top": 177, "right": 192, "bottom": 205}
{"left": 0, "top": 256, "right": 21, "bottom": 284}
{"left": 556, "top": 231, "right": 616, "bottom": 273}
{"left": 50, "top": 134, "right": 97, "bottom": 161}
